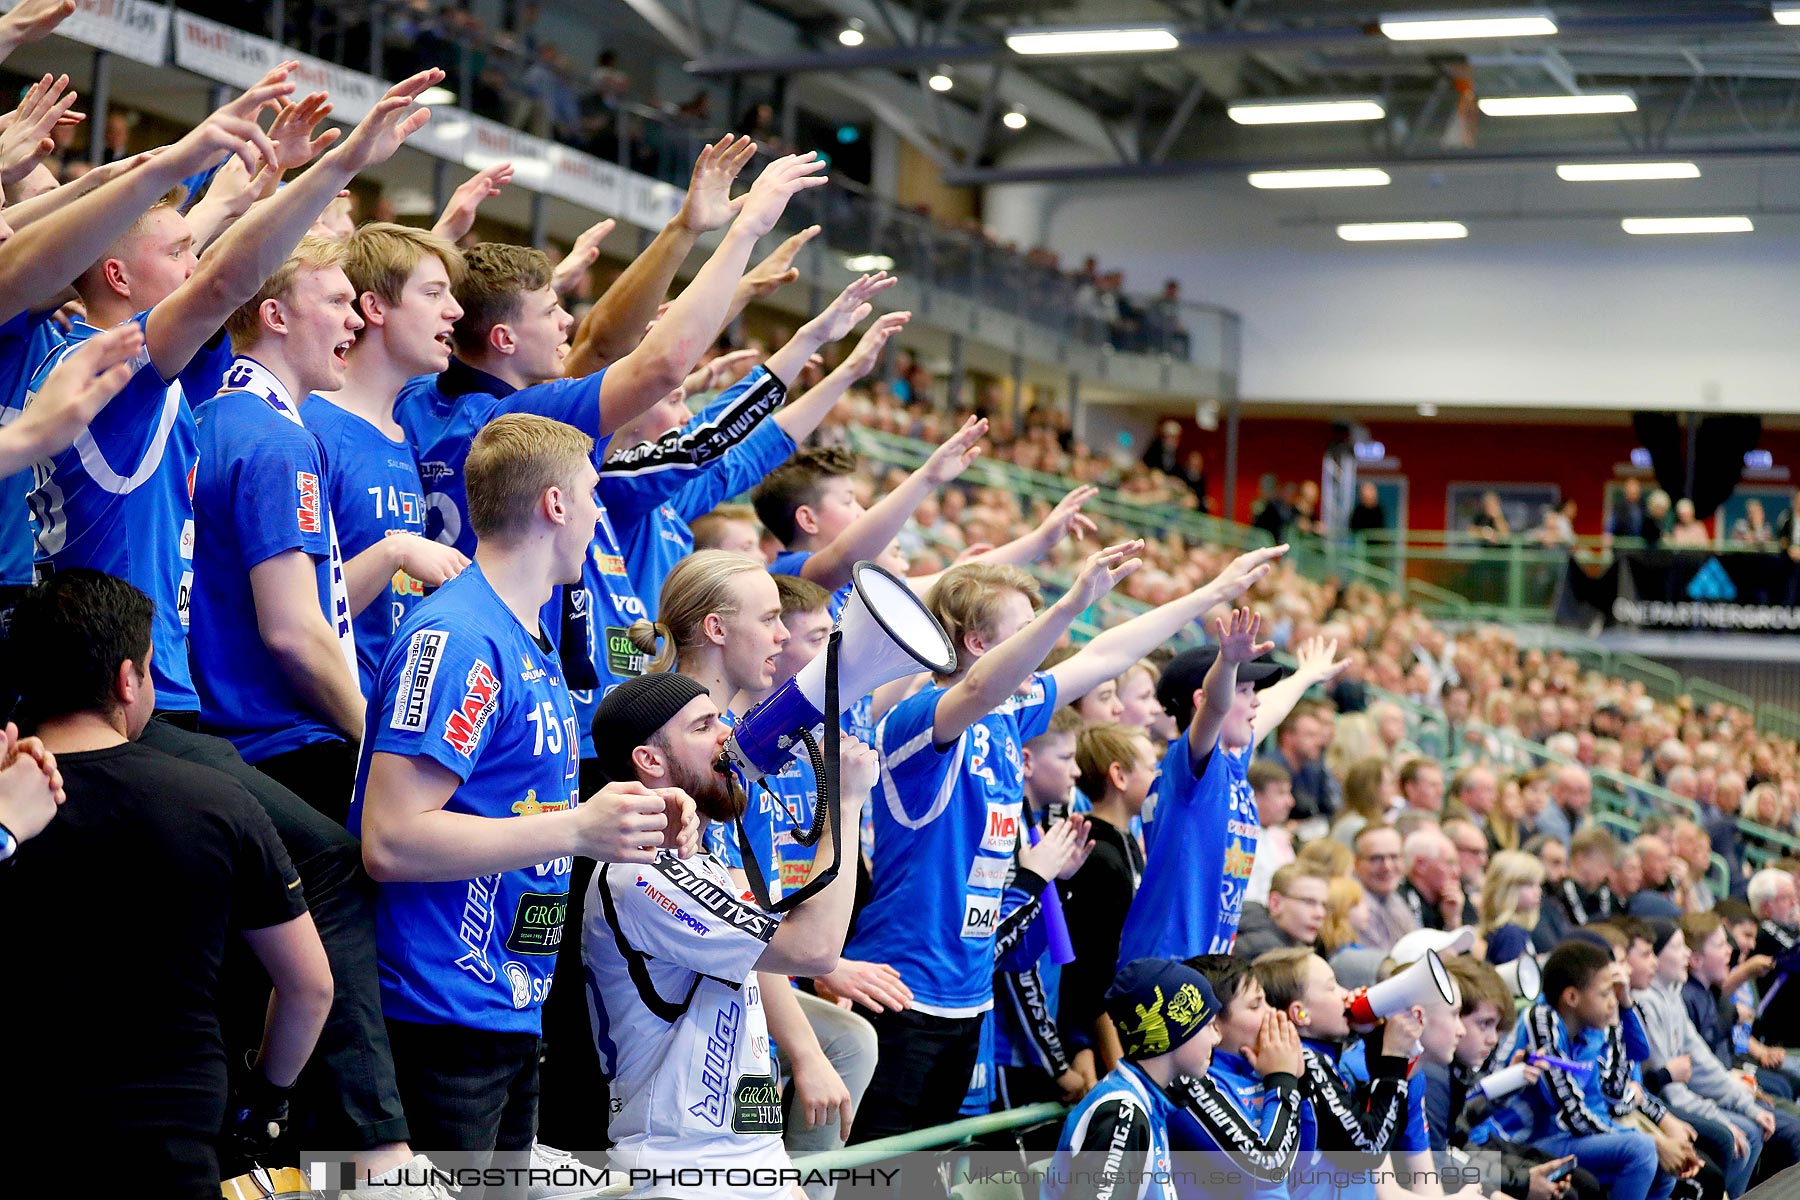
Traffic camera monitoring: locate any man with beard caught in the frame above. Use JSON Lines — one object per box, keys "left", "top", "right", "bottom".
{"left": 580, "top": 671, "right": 878, "bottom": 1200}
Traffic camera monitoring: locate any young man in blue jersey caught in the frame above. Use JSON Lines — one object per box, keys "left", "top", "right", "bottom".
{"left": 352, "top": 413, "right": 700, "bottom": 1190}
{"left": 599, "top": 276, "right": 908, "bottom": 614}
{"left": 842, "top": 545, "right": 1139, "bottom": 1141}
{"left": 1047, "top": 958, "right": 1224, "bottom": 1200}
{"left": 1119, "top": 622, "right": 1350, "bottom": 963}
{"left": 398, "top": 146, "right": 828, "bottom": 559}
{"left": 305, "top": 222, "right": 476, "bottom": 694}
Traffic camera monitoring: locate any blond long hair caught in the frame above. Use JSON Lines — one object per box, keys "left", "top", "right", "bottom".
{"left": 1478, "top": 850, "right": 1545, "bottom": 937}
{"left": 1320, "top": 876, "right": 1366, "bottom": 956}
{"left": 628, "top": 550, "right": 768, "bottom": 673}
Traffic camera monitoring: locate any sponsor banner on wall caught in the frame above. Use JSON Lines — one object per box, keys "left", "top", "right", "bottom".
{"left": 1559, "top": 550, "right": 1800, "bottom": 632}
{"left": 4, "top": 0, "right": 170, "bottom": 66}
{"left": 173, "top": 11, "right": 383, "bottom": 122}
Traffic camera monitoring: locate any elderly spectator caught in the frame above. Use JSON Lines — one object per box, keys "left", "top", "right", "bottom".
{"left": 1533, "top": 763, "right": 1592, "bottom": 847}
{"left": 1399, "top": 826, "right": 1475, "bottom": 932}
{"left": 1446, "top": 764, "right": 1498, "bottom": 830}
{"left": 1670, "top": 497, "right": 1710, "bottom": 547}
{"left": 1710, "top": 770, "right": 1748, "bottom": 884}
{"left": 1732, "top": 498, "right": 1777, "bottom": 547}
{"left": 1442, "top": 817, "right": 1490, "bottom": 898}
{"left": 1629, "top": 834, "right": 1688, "bottom": 918}
{"left": 1350, "top": 825, "right": 1418, "bottom": 955}
{"left": 1399, "top": 757, "right": 1445, "bottom": 815}
{"left": 1644, "top": 488, "right": 1672, "bottom": 546}
{"left": 1750, "top": 869, "right": 1800, "bottom": 1048}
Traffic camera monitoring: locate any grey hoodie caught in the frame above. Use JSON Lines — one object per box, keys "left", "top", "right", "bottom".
{"left": 1631, "top": 977, "right": 1761, "bottom": 1125}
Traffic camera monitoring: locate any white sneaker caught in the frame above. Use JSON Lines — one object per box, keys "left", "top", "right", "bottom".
{"left": 350, "top": 1153, "right": 458, "bottom": 1199}
{"left": 528, "top": 1142, "right": 608, "bottom": 1199}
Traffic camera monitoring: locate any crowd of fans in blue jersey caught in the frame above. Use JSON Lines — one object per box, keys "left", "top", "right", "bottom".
{"left": 3, "top": 7, "right": 1800, "bottom": 1200}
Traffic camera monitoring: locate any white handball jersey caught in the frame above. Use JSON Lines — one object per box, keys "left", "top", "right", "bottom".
{"left": 584, "top": 848, "right": 791, "bottom": 1200}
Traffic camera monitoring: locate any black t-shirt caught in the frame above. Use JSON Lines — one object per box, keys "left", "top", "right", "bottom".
{"left": 0, "top": 741, "right": 305, "bottom": 1158}
{"left": 1057, "top": 814, "right": 1143, "bottom": 1042}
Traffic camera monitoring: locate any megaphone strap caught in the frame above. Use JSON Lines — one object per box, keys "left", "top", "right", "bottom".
{"left": 596, "top": 863, "right": 703, "bottom": 1023}
{"left": 739, "top": 631, "right": 843, "bottom": 914}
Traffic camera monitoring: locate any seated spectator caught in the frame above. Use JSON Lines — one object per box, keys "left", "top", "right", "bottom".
{"left": 1350, "top": 824, "right": 1418, "bottom": 955}
{"left": 1, "top": 569, "right": 333, "bottom": 1195}
{"left": 1632, "top": 834, "right": 1691, "bottom": 918}
{"left": 1331, "top": 755, "right": 1394, "bottom": 846}
{"left": 1399, "top": 826, "right": 1476, "bottom": 932}
{"left": 1669, "top": 498, "right": 1711, "bottom": 547}
{"left": 1244, "top": 760, "right": 1296, "bottom": 906}
{"left": 1235, "top": 863, "right": 1331, "bottom": 960}
{"left": 1479, "top": 850, "right": 1548, "bottom": 962}
{"left": 1748, "top": 869, "right": 1800, "bottom": 1049}
{"left": 1399, "top": 757, "right": 1445, "bottom": 815}
{"left": 1730, "top": 499, "right": 1776, "bottom": 547}
{"left": 1536, "top": 764, "right": 1594, "bottom": 847}
{"left": 1443, "top": 817, "right": 1492, "bottom": 901}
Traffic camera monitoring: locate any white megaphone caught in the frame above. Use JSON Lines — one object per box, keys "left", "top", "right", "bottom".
{"left": 721, "top": 561, "right": 956, "bottom": 781}
{"left": 1476, "top": 1062, "right": 1533, "bottom": 1101}
{"left": 1496, "top": 954, "right": 1542, "bottom": 1002}
{"left": 1346, "top": 949, "right": 1461, "bottom": 1029}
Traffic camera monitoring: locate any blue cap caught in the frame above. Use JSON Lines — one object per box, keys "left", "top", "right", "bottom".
{"left": 1105, "top": 959, "right": 1219, "bottom": 1061}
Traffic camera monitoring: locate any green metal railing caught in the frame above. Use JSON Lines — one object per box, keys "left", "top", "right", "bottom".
{"left": 844, "top": 430, "right": 1800, "bottom": 747}
{"left": 796, "top": 1102, "right": 1068, "bottom": 1171}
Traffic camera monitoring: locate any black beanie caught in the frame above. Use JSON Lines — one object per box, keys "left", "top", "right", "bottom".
{"left": 1644, "top": 917, "right": 1680, "bottom": 955}
{"left": 591, "top": 671, "right": 711, "bottom": 786}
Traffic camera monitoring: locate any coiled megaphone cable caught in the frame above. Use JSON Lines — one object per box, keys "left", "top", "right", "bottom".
{"left": 733, "top": 629, "right": 842, "bottom": 913}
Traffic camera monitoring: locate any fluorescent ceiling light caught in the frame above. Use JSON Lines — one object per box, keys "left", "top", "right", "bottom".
{"left": 1005, "top": 26, "right": 1179, "bottom": 55}
{"left": 418, "top": 86, "right": 457, "bottom": 106}
{"left": 1249, "top": 168, "right": 1392, "bottom": 189}
{"left": 1776, "top": 3, "right": 1800, "bottom": 26}
{"left": 1478, "top": 92, "right": 1636, "bottom": 116}
{"left": 844, "top": 254, "right": 896, "bottom": 272}
{"left": 1621, "top": 216, "right": 1753, "bottom": 235}
{"left": 1228, "top": 98, "right": 1386, "bottom": 125}
{"left": 1337, "top": 221, "right": 1468, "bottom": 241}
{"left": 928, "top": 72, "right": 953, "bottom": 92}
{"left": 1380, "top": 8, "right": 1557, "bottom": 40}
{"left": 838, "top": 24, "right": 864, "bottom": 46}
{"left": 1557, "top": 162, "right": 1700, "bottom": 181}
{"left": 1002, "top": 109, "right": 1029, "bottom": 130}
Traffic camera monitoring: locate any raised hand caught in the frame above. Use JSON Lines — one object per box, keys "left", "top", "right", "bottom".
{"left": 1214, "top": 608, "right": 1273, "bottom": 665}
{"left": 266, "top": 92, "right": 341, "bottom": 174}
{"left": 1018, "top": 814, "right": 1092, "bottom": 881}
{"left": 733, "top": 151, "right": 828, "bottom": 240}
{"left": 164, "top": 63, "right": 295, "bottom": 177}
{"left": 920, "top": 415, "right": 988, "bottom": 486}
{"left": 1250, "top": 1010, "right": 1304, "bottom": 1078}
{"left": 1381, "top": 1004, "right": 1426, "bottom": 1056}
{"left": 8, "top": 321, "right": 144, "bottom": 461}
{"left": 0, "top": 0, "right": 75, "bottom": 47}
{"left": 1037, "top": 485, "right": 1100, "bottom": 546}
{"left": 808, "top": 272, "right": 898, "bottom": 344}
{"left": 1065, "top": 540, "right": 1146, "bottom": 611}
{"left": 677, "top": 134, "right": 756, "bottom": 233}
{"left": 551, "top": 218, "right": 617, "bottom": 296}
{"left": 333, "top": 68, "right": 441, "bottom": 174}
{"left": 1292, "top": 634, "right": 1350, "bottom": 685}
{"left": 432, "top": 162, "right": 513, "bottom": 243}
{"left": 1212, "top": 543, "right": 1288, "bottom": 602}
{"left": 839, "top": 736, "right": 880, "bottom": 804}
{"left": 742, "top": 224, "right": 820, "bottom": 299}
{"left": 0, "top": 74, "right": 79, "bottom": 185}
{"left": 838, "top": 311, "right": 909, "bottom": 381}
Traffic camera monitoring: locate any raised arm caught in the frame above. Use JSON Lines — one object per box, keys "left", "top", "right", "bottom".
{"left": 932, "top": 541, "right": 1142, "bottom": 745}
{"left": 550, "top": 217, "right": 618, "bottom": 297}
{"left": 1251, "top": 634, "right": 1350, "bottom": 742}
{"left": 564, "top": 135, "right": 753, "bottom": 376}
{"left": 774, "top": 311, "right": 907, "bottom": 442}
{"left": 0, "top": 322, "right": 142, "bottom": 477}
{"left": 799, "top": 415, "right": 986, "bottom": 592}
{"left": 596, "top": 151, "right": 827, "bottom": 436}
{"left": 1047, "top": 543, "right": 1286, "bottom": 704}
{"left": 755, "top": 738, "right": 876, "bottom": 977}
{"left": 0, "top": 0, "right": 75, "bottom": 66}
{"left": 0, "top": 70, "right": 291, "bottom": 327}
{"left": 430, "top": 161, "right": 514, "bottom": 243}
{"left": 763, "top": 271, "right": 896, "bottom": 388}
{"left": 147, "top": 69, "right": 440, "bottom": 378}
{"left": 1189, "top": 609, "right": 1272, "bottom": 770}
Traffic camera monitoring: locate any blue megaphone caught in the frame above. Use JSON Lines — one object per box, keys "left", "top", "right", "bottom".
{"left": 720, "top": 561, "right": 957, "bottom": 781}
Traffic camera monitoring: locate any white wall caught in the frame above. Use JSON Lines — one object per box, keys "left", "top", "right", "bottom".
{"left": 983, "top": 160, "right": 1800, "bottom": 414}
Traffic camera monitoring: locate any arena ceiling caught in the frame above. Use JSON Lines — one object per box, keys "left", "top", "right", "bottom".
{"left": 643, "top": 1, "right": 1800, "bottom": 186}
